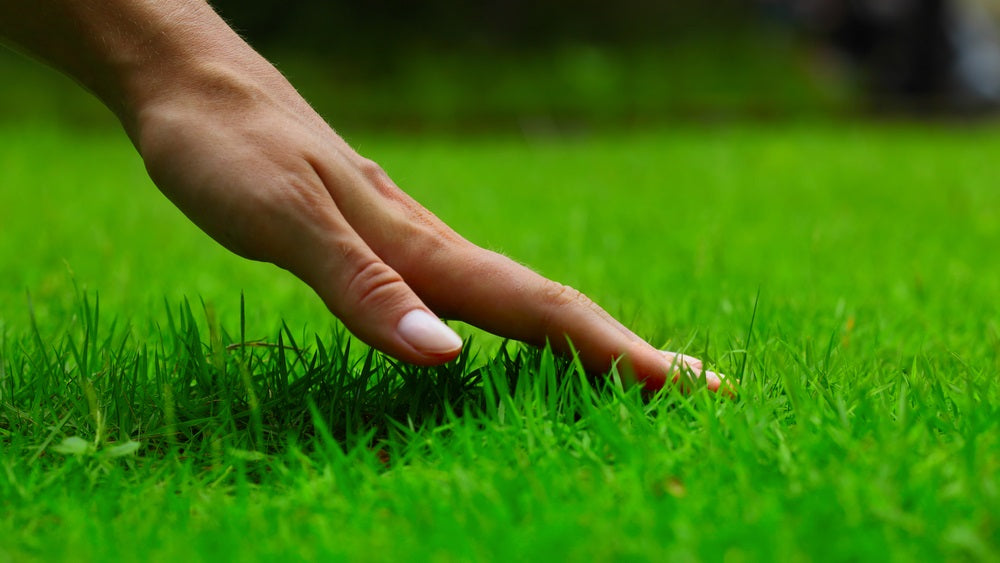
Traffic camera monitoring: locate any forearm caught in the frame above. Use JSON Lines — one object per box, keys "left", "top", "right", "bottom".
{"left": 0, "top": 0, "right": 282, "bottom": 135}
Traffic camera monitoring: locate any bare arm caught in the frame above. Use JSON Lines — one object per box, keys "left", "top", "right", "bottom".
{"left": 0, "top": 0, "right": 723, "bottom": 390}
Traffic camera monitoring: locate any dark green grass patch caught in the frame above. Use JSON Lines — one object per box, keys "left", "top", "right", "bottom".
{"left": 1, "top": 123, "right": 998, "bottom": 561}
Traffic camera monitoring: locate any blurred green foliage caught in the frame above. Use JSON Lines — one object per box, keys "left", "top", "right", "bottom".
{"left": 0, "top": 2, "right": 860, "bottom": 130}
{"left": 0, "top": 27, "right": 854, "bottom": 132}
{"left": 0, "top": 2, "right": 857, "bottom": 130}
{"left": 209, "top": 0, "right": 751, "bottom": 55}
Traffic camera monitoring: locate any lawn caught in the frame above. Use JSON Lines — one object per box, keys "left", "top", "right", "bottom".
{"left": 1, "top": 120, "right": 998, "bottom": 561}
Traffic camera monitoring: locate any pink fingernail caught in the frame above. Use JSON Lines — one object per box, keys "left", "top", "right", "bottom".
{"left": 397, "top": 310, "right": 463, "bottom": 355}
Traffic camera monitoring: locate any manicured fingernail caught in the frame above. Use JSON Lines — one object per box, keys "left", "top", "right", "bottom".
{"left": 397, "top": 310, "right": 463, "bottom": 355}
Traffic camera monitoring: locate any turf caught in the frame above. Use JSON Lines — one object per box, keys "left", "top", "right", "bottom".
{"left": 1, "top": 121, "right": 998, "bottom": 561}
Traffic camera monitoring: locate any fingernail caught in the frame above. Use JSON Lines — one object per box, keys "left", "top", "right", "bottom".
{"left": 397, "top": 310, "right": 463, "bottom": 355}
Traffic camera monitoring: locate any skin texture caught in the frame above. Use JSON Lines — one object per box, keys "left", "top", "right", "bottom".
{"left": 0, "top": 0, "right": 724, "bottom": 391}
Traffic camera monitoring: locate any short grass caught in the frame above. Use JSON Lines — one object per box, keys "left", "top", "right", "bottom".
{"left": 1, "top": 121, "right": 998, "bottom": 562}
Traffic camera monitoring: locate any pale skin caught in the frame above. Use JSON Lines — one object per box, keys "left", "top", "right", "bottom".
{"left": 0, "top": 0, "right": 724, "bottom": 391}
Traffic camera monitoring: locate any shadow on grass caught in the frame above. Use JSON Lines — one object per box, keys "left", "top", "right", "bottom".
{"left": 1, "top": 291, "right": 726, "bottom": 466}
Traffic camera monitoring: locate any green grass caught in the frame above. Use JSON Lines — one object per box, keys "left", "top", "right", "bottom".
{"left": 1, "top": 121, "right": 999, "bottom": 561}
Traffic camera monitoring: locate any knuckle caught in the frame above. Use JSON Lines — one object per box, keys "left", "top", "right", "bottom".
{"left": 357, "top": 158, "right": 388, "bottom": 183}
{"left": 356, "top": 157, "right": 412, "bottom": 204}
{"left": 543, "top": 282, "right": 586, "bottom": 309}
{"left": 344, "top": 259, "right": 409, "bottom": 311}
{"left": 539, "top": 282, "right": 589, "bottom": 333}
{"left": 399, "top": 224, "right": 455, "bottom": 265}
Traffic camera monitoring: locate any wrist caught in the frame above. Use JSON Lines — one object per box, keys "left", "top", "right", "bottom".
{"left": 0, "top": 1, "right": 310, "bottom": 144}
{"left": 103, "top": 4, "right": 281, "bottom": 136}
{"left": 0, "top": 1, "right": 282, "bottom": 137}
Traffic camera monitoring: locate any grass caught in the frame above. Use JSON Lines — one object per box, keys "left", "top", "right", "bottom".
{"left": 1, "top": 120, "right": 999, "bottom": 561}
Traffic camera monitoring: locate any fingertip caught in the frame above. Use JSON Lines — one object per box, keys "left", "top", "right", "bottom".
{"left": 638, "top": 350, "right": 735, "bottom": 396}
{"left": 396, "top": 309, "right": 463, "bottom": 364}
{"left": 703, "top": 370, "right": 722, "bottom": 391}
{"left": 626, "top": 346, "right": 687, "bottom": 392}
{"left": 717, "top": 375, "right": 740, "bottom": 399}
{"left": 700, "top": 370, "right": 741, "bottom": 398}
{"left": 661, "top": 351, "right": 703, "bottom": 371}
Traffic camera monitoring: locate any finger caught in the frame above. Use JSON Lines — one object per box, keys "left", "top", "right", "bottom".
{"left": 289, "top": 207, "right": 463, "bottom": 366}
{"left": 403, "top": 247, "right": 720, "bottom": 390}
{"left": 308, "top": 240, "right": 463, "bottom": 365}
{"left": 308, "top": 151, "right": 718, "bottom": 385}
{"left": 663, "top": 351, "right": 703, "bottom": 371}
{"left": 674, "top": 366, "right": 723, "bottom": 393}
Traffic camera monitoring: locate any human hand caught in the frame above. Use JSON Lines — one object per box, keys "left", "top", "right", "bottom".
{"left": 0, "top": 0, "right": 725, "bottom": 391}
{"left": 131, "top": 58, "right": 723, "bottom": 391}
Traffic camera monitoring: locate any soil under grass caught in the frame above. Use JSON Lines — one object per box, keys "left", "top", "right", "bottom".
{"left": 1, "top": 122, "right": 998, "bottom": 561}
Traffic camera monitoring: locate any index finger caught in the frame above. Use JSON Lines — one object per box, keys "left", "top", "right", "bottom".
{"left": 401, "top": 245, "right": 723, "bottom": 391}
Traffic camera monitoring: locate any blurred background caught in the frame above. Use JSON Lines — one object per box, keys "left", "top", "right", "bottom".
{"left": 2, "top": 0, "right": 999, "bottom": 130}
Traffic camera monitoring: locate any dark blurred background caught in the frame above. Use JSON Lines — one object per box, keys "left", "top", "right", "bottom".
{"left": 3, "top": 0, "right": 998, "bottom": 130}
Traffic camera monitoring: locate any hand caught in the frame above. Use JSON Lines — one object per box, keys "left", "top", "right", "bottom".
{"left": 0, "top": 0, "right": 725, "bottom": 391}
{"left": 132, "top": 58, "right": 723, "bottom": 391}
